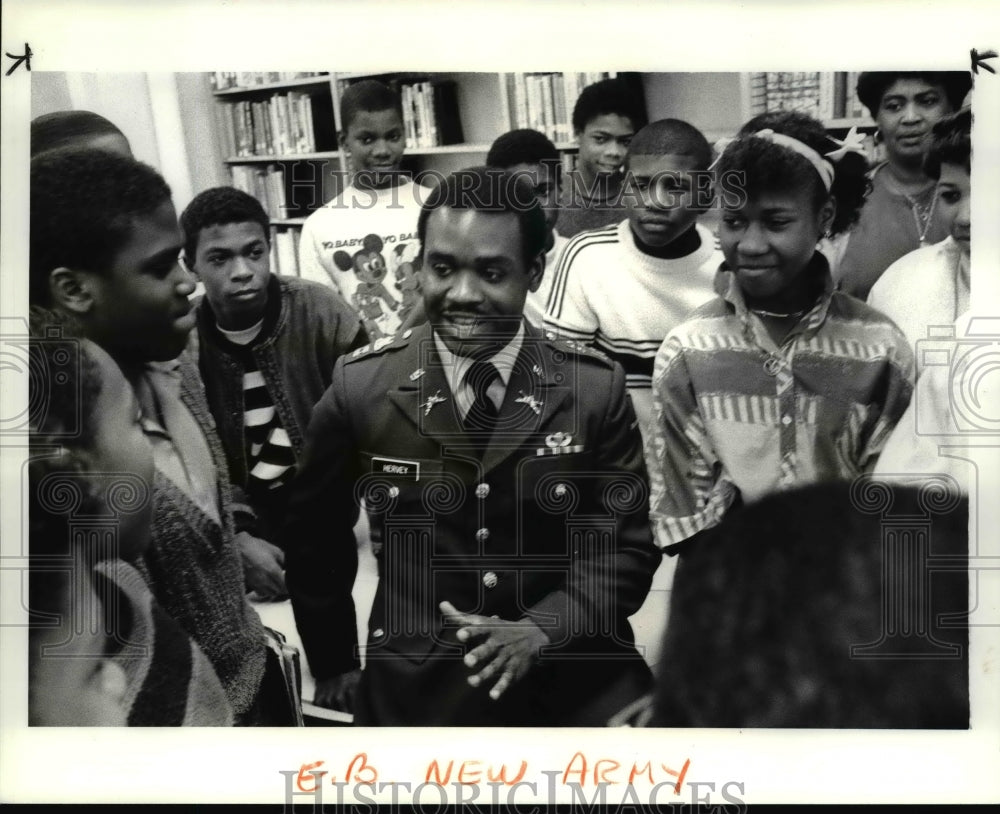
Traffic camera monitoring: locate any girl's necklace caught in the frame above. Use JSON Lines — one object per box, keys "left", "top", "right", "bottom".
{"left": 750, "top": 307, "right": 807, "bottom": 320}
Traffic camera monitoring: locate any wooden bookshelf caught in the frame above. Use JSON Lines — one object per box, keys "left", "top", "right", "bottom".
{"left": 213, "top": 75, "right": 333, "bottom": 95}
{"left": 223, "top": 151, "right": 342, "bottom": 163}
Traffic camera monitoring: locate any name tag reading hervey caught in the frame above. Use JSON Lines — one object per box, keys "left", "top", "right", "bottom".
{"left": 372, "top": 457, "right": 420, "bottom": 481}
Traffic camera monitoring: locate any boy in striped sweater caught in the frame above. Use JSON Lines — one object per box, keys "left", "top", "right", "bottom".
{"left": 182, "top": 187, "right": 366, "bottom": 599}
{"left": 544, "top": 118, "right": 723, "bottom": 446}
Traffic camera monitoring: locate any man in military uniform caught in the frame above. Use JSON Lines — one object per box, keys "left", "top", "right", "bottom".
{"left": 284, "top": 166, "right": 660, "bottom": 726}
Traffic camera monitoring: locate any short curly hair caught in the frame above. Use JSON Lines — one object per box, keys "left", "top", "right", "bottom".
{"left": 31, "top": 110, "right": 128, "bottom": 158}
{"left": 627, "top": 118, "right": 713, "bottom": 172}
{"left": 572, "top": 77, "right": 647, "bottom": 134}
{"left": 924, "top": 108, "right": 972, "bottom": 180}
{"left": 717, "top": 110, "right": 869, "bottom": 236}
{"left": 180, "top": 186, "right": 270, "bottom": 264}
{"left": 340, "top": 79, "right": 403, "bottom": 132}
{"left": 417, "top": 166, "right": 548, "bottom": 269}
{"left": 856, "top": 71, "right": 972, "bottom": 120}
{"left": 30, "top": 149, "right": 172, "bottom": 306}
{"left": 486, "top": 128, "right": 561, "bottom": 182}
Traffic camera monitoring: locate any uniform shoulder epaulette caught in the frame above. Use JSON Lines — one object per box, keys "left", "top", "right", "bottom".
{"left": 345, "top": 328, "right": 415, "bottom": 363}
{"left": 543, "top": 331, "right": 614, "bottom": 367}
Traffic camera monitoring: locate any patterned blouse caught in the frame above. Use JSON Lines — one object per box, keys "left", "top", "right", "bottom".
{"left": 646, "top": 256, "right": 915, "bottom": 550}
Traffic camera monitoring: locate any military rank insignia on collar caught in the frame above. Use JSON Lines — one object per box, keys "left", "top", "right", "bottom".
{"left": 420, "top": 390, "right": 447, "bottom": 415}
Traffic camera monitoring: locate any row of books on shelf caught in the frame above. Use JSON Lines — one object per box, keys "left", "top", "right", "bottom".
{"left": 507, "top": 72, "right": 611, "bottom": 144}
{"left": 217, "top": 92, "right": 336, "bottom": 157}
{"left": 394, "top": 80, "right": 464, "bottom": 149}
{"left": 231, "top": 164, "right": 291, "bottom": 220}
{"left": 748, "top": 72, "right": 868, "bottom": 124}
{"left": 211, "top": 72, "right": 328, "bottom": 91}
{"left": 269, "top": 226, "right": 301, "bottom": 278}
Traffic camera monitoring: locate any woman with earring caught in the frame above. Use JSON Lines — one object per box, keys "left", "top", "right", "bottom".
{"left": 835, "top": 71, "right": 972, "bottom": 300}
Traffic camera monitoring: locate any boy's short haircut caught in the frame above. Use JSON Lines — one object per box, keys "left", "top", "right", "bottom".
{"left": 571, "top": 77, "right": 647, "bottom": 134}
{"left": 417, "top": 166, "right": 548, "bottom": 268}
{"left": 29, "top": 149, "right": 172, "bottom": 307}
{"left": 486, "top": 128, "right": 560, "bottom": 166}
{"left": 855, "top": 71, "right": 973, "bottom": 119}
{"left": 31, "top": 110, "right": 126, "bottom": 158}
{"left": 339, "top": 79, "right": 404, "bottom": 132}
{"left": 924, "top": 108, "right": 972, "bottom": 180}
{"left": 486, "top": 128, "right": 562, "bottom": 181}
{"left": 626, "top": 118, "right": 713, "bottom": 171}
{"left": 180, "top": 186, "right": 271, "bottom": 263}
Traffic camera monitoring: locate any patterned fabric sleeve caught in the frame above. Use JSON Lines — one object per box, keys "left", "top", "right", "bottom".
{"left": 647, "top": 332, "right": 737, "bottom": 550}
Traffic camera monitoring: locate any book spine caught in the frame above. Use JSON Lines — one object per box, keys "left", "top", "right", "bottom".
{"left": 553, "top": 73, "right": 566, "bottom": 143}
{"left": 515, "top": 73, "right": 528, "bottom": 129}
{"left": 542, "top": 74, "right": 555, "bottom": 141}
{"left": 428, "top": 81, "right": 439, "bottom": 147}
{"left": 402, "top": 84, "right": 414, "bottom": 149}
{"left": 818, "top": 72, "right": 834, "bottom": 121}
{"left": 304, "top": 94, "right": 316, "bottom": 152}
{"left": 270, "top": 226, "right": 280, "bottom": 275}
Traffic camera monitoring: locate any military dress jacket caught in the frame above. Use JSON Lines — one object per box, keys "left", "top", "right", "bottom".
{"left": 284, "top": 321, "right": 660, "bottom": 726}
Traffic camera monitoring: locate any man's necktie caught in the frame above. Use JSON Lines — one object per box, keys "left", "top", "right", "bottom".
{"left": 462, "top": 359, "right": 500, "bottom": 434}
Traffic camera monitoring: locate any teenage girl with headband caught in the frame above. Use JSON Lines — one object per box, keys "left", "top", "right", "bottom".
{"left": 645, "top": 110, "right": 916, "bottom": 554}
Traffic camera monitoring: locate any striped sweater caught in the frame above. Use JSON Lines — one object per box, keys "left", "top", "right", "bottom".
{"left": 543, "top": 220, "right": 721, "bottom": 435}
{"left": 93, "top": 559, "right": 234, "bottom": 726}
{"left": 134, "top": 349, "right": 267, "bottom": 718}
{"left": 647, "top": 258, "right": 915, "bottom": 550}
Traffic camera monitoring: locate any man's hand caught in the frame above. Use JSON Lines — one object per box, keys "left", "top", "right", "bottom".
{"left": 235, "top": 532, "right": 288, "bottom": 600}
{"left": 313, "top": 669, "right": 362, "bottom": 712}
{"left": 439, "top": 600, "right": 551, "bottom": 701}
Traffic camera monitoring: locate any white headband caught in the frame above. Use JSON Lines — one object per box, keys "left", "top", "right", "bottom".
{"left": 711, "top": 126, "right": 866, "bottom": 193}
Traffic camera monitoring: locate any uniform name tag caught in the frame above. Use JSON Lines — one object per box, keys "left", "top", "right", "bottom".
{"left": 372, "top": 457, "right": 420, "bottom": 481}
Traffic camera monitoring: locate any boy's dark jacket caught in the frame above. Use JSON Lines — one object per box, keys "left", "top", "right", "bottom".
{"left": 194, "top": 273, "right": 365, "bottom": 538}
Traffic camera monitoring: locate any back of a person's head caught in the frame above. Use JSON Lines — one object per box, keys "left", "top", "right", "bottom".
{"left": 417, "top": 166, "right": 548, "bottom": 268}
{"left": 651, "top": 480, "right": 969, "bottom": 728}
{"left": 626, "top": 118, "right": 712, "bottom": 171}
{"left": 855, "top": 71, "right": 973, "bottom": 119}
{"left": 339, "top": 79, "right": 403, "bottom": 131}
{"left": 31, "top": 110, "right": 132, "bottom": 158}
{"left": 180, "top": 186, "right": 270, "bottom": 264}
{"left": 924, "top": 107, "right": 972, "bottom": 180}
{"left": 30, "top": 148, "right": 172, "bottom": 307}
{"left": 572, "top": 77, "right": 647, "bottom": 134}
{"left": 486, "top": 128, "right": 560, "bottom": 171}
